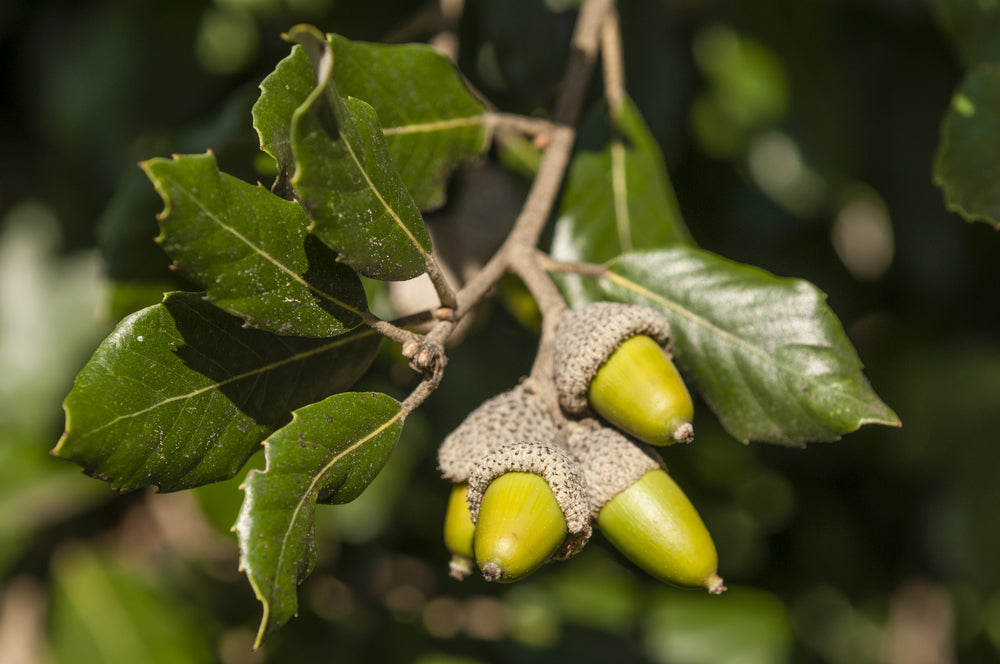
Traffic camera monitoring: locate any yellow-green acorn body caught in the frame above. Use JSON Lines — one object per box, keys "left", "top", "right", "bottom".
{"left": 566, "top": 422, "right": 724, "bottom": 593}
{"left": 436, "top": 384, "right": 559, "bottom": 580}
{"left": 467, "top": 441, "right": 592, "bottom": 583}
{"left": 597, "top": 469, "right": 723, "bottom": 592}
{"left": 443, "top": 482, "right": 476, "bottom": 579}
{"left": 588, "top": 334, "right": 694, "bottom": 446}
{"left": 474, "top": 472, "right": 567, "bottom": 582}
{"left": 554, "top": 303, "right": 694, "bottom": 445}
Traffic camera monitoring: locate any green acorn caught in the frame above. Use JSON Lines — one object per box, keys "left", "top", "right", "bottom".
{"left": 554, "top": 303, "right": 694, "bottom": 445}
{"left": 467, "top": 441, "right": 591, "bottom": 582}
{"left": 474, "top": 472, "right": 567, "bottom": 582}
{"left": 567, "top": 422, "right": 724, "bottom": 593}
{"left": 443, "top": 482, "right": 475, "bottom": 580}
{"left": 437, "top": 384, "right": 558, "bottom": 580}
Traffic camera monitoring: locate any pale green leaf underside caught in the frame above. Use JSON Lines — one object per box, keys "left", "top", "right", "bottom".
{"left": 236, "top": 392, "right": 404, "bottom": 646}
{"left": 553, "top": 97, "right": 692, "bottom": 307}
{"left": 600, "top": 247, "right": 899, "bottom": 445}
{"left": 54, "top": 293, "right": 381, "bottom": 492}
{"left": 934, "top": 64, "right": 1000, "bottom": 229}
{"left": 142, "top": 151, "right": 369, "bottom": 337}
{"left": 288, "top": 26, "right": 432, "bottom": 281}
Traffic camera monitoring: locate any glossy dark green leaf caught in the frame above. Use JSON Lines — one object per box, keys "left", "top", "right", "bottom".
{"left": 142, "top": 151, "right": 368, "bottom": 337}
{"left": 599, "top": 247, "right": 900, "bottom": 445}
{"left": 552, "top": 98, "right": 691, "bottom": 307}
{"left": 934, "top": 64, "right": 1000, "bottom": 229}
{"left": 236, "top": 392, "right": 404, "bottom": 646}
{"left": 329, "top": 33, "right": 488, "bottom": 210}
{"left": 54, "top": 292, "right": 381, "bottom": 492}
{"left": 287, "top": 26, "right": 433, "bottom": 281}
{"left": 929, "top": 0, "right": 1000, "bottom": 67}
{"left": 253, "top": 45, "right": 314, "bottom": 200}
{"left": 255, "top": 33, "right": 488, "bottom": 210}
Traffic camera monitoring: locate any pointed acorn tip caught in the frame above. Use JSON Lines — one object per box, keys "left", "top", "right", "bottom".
{"left": 707, "top": 573, "right": 727, "bottom": 594}
{"left": 673, "top": 422, "right": 695, "bottom": 444}
{"left": 481, "top": 562, "right": 502, "bottom": 582}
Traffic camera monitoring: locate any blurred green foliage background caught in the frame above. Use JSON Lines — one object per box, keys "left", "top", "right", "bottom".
{"left": 1, "top": 0, "right": 999, "bottom": 662}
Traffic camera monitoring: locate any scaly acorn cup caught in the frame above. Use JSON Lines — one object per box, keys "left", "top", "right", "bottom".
{"left": 566, "top": 422, "right": 725, "bottom": 593}
{"left": 437, "top": 382, "right": 558, "bottom": 483}
{"left": 437, "top": 383, "right": 557, "bottom": 580}
{"left": 443, "top": 482, "right": 475, "bottom": 580}
{"left": 467, "top": 441, "right": 591, "bottom": 583}
{"left": 554, "top": 302, "right": 694, "bottom": 446}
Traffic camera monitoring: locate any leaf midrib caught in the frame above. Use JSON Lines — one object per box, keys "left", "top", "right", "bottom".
{"left": 71, "top": 330, "right": 375, "bottom": 439}
{"left": 336, "top": 102, "right": 429, "bottom": 254}
{"left": 305, "top": 41, "right": 429, "bottom": 257}
{"left": 271, "top": 404, "right": 403, "bottom": 607}
{"left": 381, "top": 115, "right": 486, "bottom": 135}
{"left": 610, "top": 139, "right": 632, "bottom": 252}
{"left": 169, "top": 176, "right": 365, "bottom": 319}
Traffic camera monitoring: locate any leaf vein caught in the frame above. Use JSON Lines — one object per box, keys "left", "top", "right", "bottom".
{"left": 610, "top": 139, "right": 632, "bottom": 252}
{"left": 274, "top": 408, "right": 404, "bottom": 589}
{"left": 83, "top": 330, "right": 376, "bottom": 437}
{"left": 605, "top": 270, "right": 870, "bottom": 406}
{"left": 381, "top": 115, "right": 486, "bottom": 135}
{"left": 172, "top": 182, "right": 364, "bottom": 318}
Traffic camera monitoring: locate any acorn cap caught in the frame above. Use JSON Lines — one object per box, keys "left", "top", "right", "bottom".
{"left": 564, "top": 420, "right": 663, "bottom": 516}
{"left": 554, "top": 303, "right": 673, "bottom": 414}
{"left": 437, "top": 383, "right": 557, "bottom": 482}
{"left": 467, "top": 441, "right": 592, "bottom": 560}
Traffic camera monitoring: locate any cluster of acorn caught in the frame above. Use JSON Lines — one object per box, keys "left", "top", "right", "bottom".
{"left": 437, "top": 302, "right": 725, "bottom": 593}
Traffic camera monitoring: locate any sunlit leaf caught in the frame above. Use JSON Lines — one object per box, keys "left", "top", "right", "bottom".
{"left": 254, "top": 33, "right": 489, "bottom": 210}
{"left": 552, "top": 97, "right": 691, "bottom": 307}
{"left": 236, "top": 392, "right": 404, "bottom": 646}
{"left": 287, "top": 26, "right": 432, "bottom": 281}
{"left": 599, "top": 247, "right": 900, "bottom": 445}
{"left": 934, "top": 64, "right": 1000, "bottom": 229}
{"left": 143, "top": 151, "right": 368, "bottom": 337}
{"left": 54, "top": 292, "right": 380, "bottom": 492}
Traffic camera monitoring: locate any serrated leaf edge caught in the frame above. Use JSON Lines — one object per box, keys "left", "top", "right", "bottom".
{"left": 239, "top": 399, "right": 404, "bottom": 648}
{"left": 143, "top": 154, "right": 368, "bottom": 321}
{"left": 54, "top": 324, "right": 378, "bottom": 450}
{"left": 289, "top": 28, "right": 432, "bottom": 264}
